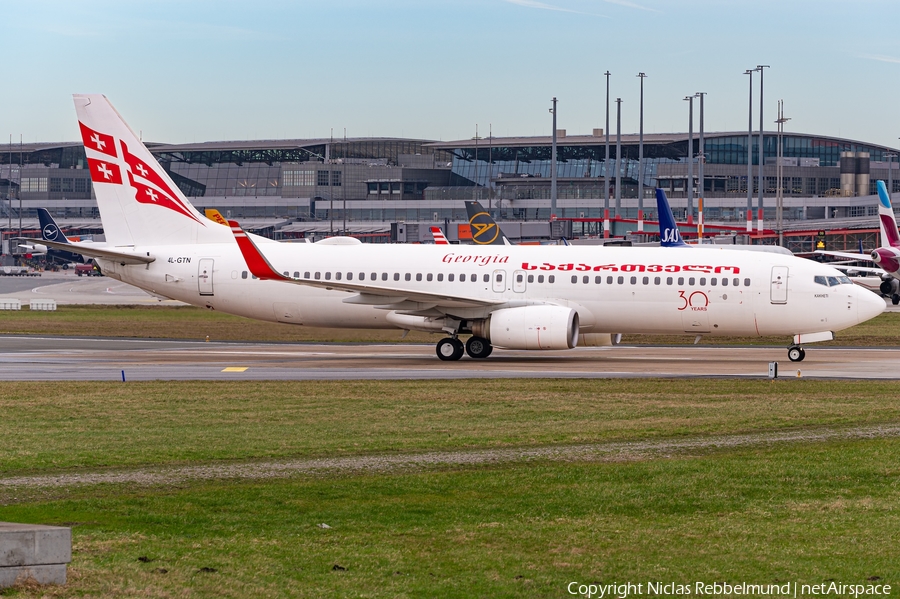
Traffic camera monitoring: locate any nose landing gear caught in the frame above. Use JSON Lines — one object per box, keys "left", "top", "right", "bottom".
{"left": 787, "top": 345, "right": 806, "bottom": 362}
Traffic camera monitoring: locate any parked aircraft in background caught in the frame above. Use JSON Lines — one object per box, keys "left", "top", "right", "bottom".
{"left": 816, "top": 181, "right": 900, "bottom": 305}
{"left": 430, "top": 226, "right": 449, "bottom": 245}
{"left": 204, "top": 208, "right": 230, "bottom": 227}
{"left": 16, "top": 208, "right": 91, "bottom": 266}
{"left": 656, "top": 189, "right": 689, "bottom": 248}
{"left": 465, "top": 201, "right": 512, "bottom": 245}
{"left": 31, "top": 94, "right": 883, "bottom": 363}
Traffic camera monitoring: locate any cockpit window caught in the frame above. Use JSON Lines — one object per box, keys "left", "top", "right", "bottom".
{"left": 838, "top": 276, "right": 852, "bottom": 284}
{"left": 814, "top": 276, "right": 828, "bottom": 286}
{"left": 827, "top": 276, "right": 840, "bottom": 287}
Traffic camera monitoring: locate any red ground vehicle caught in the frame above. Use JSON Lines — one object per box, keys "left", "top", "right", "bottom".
{"left": 75, "top": 263, "right": 102, "bottom": 276}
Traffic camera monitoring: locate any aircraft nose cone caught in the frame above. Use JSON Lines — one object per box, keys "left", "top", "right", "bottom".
{"left": 856, "top": 285, "right": 886, "bottom": 323}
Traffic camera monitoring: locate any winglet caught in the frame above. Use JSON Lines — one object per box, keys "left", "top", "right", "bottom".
{"left": 656, "top": 188, "right": 688, "bottom": 247}
{"left": 876, "top": 180, "right": 900, "bottom": 249}
{"left": 228, "top": 220, "right": 290, "bottom": 281}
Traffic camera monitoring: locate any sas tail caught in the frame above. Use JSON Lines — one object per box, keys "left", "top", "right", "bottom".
{"left": 72, "top": 94, "right": 231, "bottom": 247}
{"left": 876, "top": 180, "right": 900, "bottom": 249}
{"left": 656, "top": 188, "right": 688, "bottom": 247}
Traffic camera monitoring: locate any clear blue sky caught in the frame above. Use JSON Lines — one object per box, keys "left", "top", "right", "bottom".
{"left": 2, "top": 0, "right": 899, "bottom": 148}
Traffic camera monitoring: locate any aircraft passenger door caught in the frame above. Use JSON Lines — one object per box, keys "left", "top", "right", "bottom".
{"left": 512, "top": 270, "right": 527, "bottom": 293}
{"left": 770, "top": 266, "right": 788, "bottom": 304}
{"left": 198, "top": 258, "right": 214, "bottom": 296}
{"left": 492, "top": 269, "right": 506, "bottom": 293}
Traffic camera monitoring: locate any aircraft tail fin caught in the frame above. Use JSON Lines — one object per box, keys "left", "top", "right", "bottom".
{"left": 464, "top": 200, "right": 511, "bottom": 245}
{"left": 430, "top": 226, "right": 450, "bottom": 245}
{"left": 72, "top": 94, "right": 232, "bottom": 247}
{"left": 37, "top": 208, "right": 70, "bottom": 244}
{"left": 876, "top": 180, "right": 900, "bottom": 249}
{"left": 205, "top": 208, "right": 230, "bottom": 227}
{"left": 656, "top": 188, "right": 688, "bottom": 247}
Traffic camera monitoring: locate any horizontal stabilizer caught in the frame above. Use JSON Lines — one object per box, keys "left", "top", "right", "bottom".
{"left": 23, "top": 238, "right": 154, "bottom": 265}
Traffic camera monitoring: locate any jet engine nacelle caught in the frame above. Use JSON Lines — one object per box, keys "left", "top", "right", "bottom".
{"left": 880, "top": 278, "right": 900, "bottom": 296}
{"left": 476, "top": 305, "right": 579, "bottom": 350}
{"left": 871, "top": 247, "right": 900, "bottom": 274}
{"left": 17, "top": 243, "right": 47, "bottom": 255}
{"left": 580, "top": 333, "right": 621, "bottom": 347}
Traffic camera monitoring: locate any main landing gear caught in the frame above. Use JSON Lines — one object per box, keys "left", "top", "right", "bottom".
{"left": 465, "top": 336, "right": 493, "bottom": 359}
{"left": 436, "top": 337, "right": 464, "bottom": 361}
{"left": 435, "top": 336, "right": 493, "bottom": 361}
{"left": 787, "top": 345, "right": 806, "bottom": 362}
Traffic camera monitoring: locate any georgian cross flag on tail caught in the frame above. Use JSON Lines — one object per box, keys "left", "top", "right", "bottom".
{"left": 120, "top": 141, "right": 203, "bottom": 225}
{"left": 78, "top": 122, "right": 117, "bottom": 158}
{"left": 87, "top": 157, "right": 123, "bottom": 185}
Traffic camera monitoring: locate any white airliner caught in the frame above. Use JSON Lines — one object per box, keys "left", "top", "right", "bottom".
{"left": 816, "top": 180, "right": 900, "bottom": 305}
{"left": 33, "top": 94, "right": 885, "bottom": 363}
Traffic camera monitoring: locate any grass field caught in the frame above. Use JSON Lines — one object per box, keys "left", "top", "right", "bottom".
{"left": 1, "top": 380, "right": 899, "bottom": 597}
{"left": 1, "top": 304, "right": 899, "bottom": 346}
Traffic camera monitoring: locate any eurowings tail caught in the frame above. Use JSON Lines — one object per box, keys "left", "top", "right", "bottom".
{"left": 876, "top": 180, "right": 900, "bottom": 249}
{"left": 464, "top": 201, "right": 511, "bottom": 245}
{"left": 656, "top": 188, "right": 688, "bottom": 247}
{"left": 72, "top": 94, "right": 232, "bottom": 247}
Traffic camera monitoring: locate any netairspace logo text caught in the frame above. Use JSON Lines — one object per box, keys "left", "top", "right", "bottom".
{"left": 567, "top": 581, "right": 892, "bottom": 598}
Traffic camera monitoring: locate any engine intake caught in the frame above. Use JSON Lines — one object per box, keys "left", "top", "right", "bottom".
{"left": 473, "top": 305, "right": 579, "bottom": 350}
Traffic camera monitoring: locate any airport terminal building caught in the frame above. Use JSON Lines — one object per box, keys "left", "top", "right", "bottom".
{"left": 2, "top": 128, "right": 898, "bottom": 246}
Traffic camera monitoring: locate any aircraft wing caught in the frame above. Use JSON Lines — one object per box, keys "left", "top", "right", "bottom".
{"left": 229, "top": 221, "right": 504, "bottom": 309}
{"left": 23, "top": 238, "right": 155, "bottom": 265}
{"left": 814, "top": 250, "right": 872, "bottom": 262}
{"left": 830, "top": 264, "right": 889, "bottom": 275}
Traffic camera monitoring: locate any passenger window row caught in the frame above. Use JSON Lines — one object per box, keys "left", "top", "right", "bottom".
{"left": 239, "top": 270, "right": 749, "bottom": 288}
{"left": 563, "top": 274, "right": 751, "bottom": 287}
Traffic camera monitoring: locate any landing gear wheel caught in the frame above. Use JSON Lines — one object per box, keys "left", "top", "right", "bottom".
{"left": 788, "top": 346, "right": 806, "bottom": 362}
{"left": 436, "top": 337, "right": 464, "bottom": 361}
{"left": 892, "top": 294, "right": 899, "bottom": 306}
{"left": 465, "top": 336, "right": 493, "bottom": 359}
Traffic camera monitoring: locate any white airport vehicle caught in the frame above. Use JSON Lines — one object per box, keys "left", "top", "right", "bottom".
{"left": 31, "top": 94, "right": 885, "bottom": 363}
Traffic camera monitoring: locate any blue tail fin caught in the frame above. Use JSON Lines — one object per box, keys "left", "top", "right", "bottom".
{"left": 37, "top": 208, "right": 70, "bottom": 244}
{"left": 656, "top": 188, "right": 688, "bottom": 247}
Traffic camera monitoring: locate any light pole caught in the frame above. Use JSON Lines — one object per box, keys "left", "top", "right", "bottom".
{"left": 889, "top": 150, "right": 898, "bottom": 202}
{"left": 757, "top": 64, "right": 770, "bottom": 232}
{"left": 550, "top": 98, "right": 557, "bottom": 217}
{"left": 615, "top": 98, "right": 622, "bottom": 218}
{"left": 604, "top": 71, "right": 611, "bottom": 238}
{"left": 775, "top": 100, "right": 790, "bottom": 247}
{"left": 637, "top": 72, "right": 647, "bottom": 233}
{"left": 745, "top": 68, "right": 755, "bottom": 232}
{"left": 696, "top": 92, "right": 706, "bottom": 240}
{"left": 684, "top": 95, "right": 694, "bottom": 224}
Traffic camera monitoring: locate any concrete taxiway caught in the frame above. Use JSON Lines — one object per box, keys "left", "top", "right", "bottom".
{"left": 1, "top": 335, "right": 899, "bottom": 381}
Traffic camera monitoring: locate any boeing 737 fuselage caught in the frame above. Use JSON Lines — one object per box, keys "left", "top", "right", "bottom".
{"left": 31, "top": 94, "right": 884, "bottom": 363}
